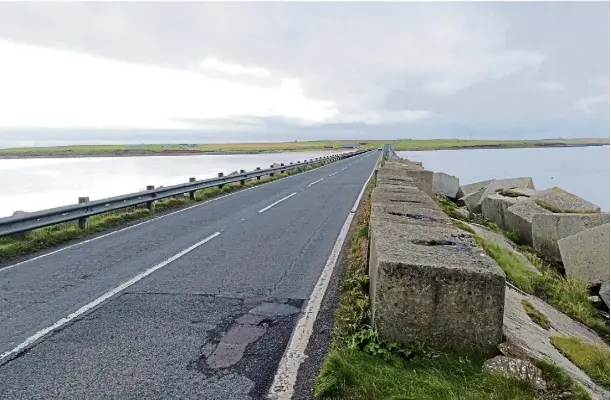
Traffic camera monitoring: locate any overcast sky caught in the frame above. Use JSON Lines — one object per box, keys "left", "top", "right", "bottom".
{"left": 0, "top": 2, "right": 608, "bottom": 146}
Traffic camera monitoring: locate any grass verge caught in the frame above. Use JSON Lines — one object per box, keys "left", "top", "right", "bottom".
{"left": 452, "top": 219, "right": 475, "bottom": 234}
{"left": 314, "top": 185, "right": 590, "bottom": 399}
{"left": 0, "top": 164, "right": 317, "bottom": 262}
{"left": 474, "top": 236, "right": 608, "bottom": 336}
{"left": 550, "top": 336, "right": 610, "bottom": 387}
{"left": 521, "top": 300, "right": 550, "bottom": 330}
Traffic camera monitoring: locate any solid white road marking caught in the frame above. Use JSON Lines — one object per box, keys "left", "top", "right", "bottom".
{"left": 0, "top": 160, "right": 330, "bottom": 273}
{"left": 267, "top": 157, "right": 378, "bottom": 400}
{"left": 307, "top": 178, "right": 324, "bottom": 187}
{"left": 0, "top": 231, "right": 221, "bottom": 362}
{"left": 257, "top": 192, "right": 297, "bottom": 213}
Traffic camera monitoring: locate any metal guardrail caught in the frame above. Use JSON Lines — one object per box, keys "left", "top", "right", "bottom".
{"left": 0, "top": 149, "right": 371, "bottom": 236}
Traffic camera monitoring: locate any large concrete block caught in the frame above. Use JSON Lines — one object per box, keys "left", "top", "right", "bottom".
{"left": 532, "top": 187, "right": 600, "bottom": 213}
{"left": 370, "top": 201, "right": 452, "bottom": 227}
{"left": 462, "top": 186, "right": 487, "bottom": 214}
{"left": 505, "top": 200, "right": 552, "bottom": 245}
{"left": 385, "top": 161, "right": 424, "bottom": 171}
{"left": 478, "top": 177, "right": 535, "bottom": 208}
{"left": 481, "top": 193, "right": 523, "bottom": 229}
{"left": 403, "top": 170, "right": 460, "bottom": 198}
{"left": 457, "top": 179, "right": 493, "bottom": 199}
{"left": 600, "top": 281, "right": 610, "bottom": 309}
{"left": 432, "top": 172, "right": 460, "bottom": 198}
{"left": 532, "top": 213, "right": 610, "bottom": 261}
{"left": 369, "top": 220, "right": 505, "bottom": 354}
{"left": 558, "top": 223, "right": 610, "bottom": 286}
{"left": 371, "top": 186, "right": 438, "bottom": 210}
{"left": 377, "top": 174, "right": 417, "bottom": 187}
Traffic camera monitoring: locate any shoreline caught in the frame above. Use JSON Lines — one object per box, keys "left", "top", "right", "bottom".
{"left": 0, "top": 142, "right": 607, "bottom": 159}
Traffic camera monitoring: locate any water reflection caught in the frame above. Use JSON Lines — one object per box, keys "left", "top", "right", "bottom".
{"left": 0, "top": 151, "right": 346, "bottom": 217}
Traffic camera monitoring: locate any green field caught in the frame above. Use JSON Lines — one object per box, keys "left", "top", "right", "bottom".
{"left": 0, "top": 138, "right": 607, "bottom": 158}
{"left": 393, "top": 137, "right": 609, "bottom": 151}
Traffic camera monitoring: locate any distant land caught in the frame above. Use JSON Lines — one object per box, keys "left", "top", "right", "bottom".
{"left": 0, "top": 138, "right": 608, "bottom": 159}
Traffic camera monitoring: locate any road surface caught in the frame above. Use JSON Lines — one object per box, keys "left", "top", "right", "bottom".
{"left": 0, "top": 150, "right": 378, "bottom": 399}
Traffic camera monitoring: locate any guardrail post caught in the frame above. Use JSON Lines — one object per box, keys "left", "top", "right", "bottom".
{"left": 146, "top": 186, "right": 156, "bottom": 212}
{"left": 78, "top": 197, "right": 90, "bottom": 230}
{"left": 240, "top": 170, "right": 246, "bottom": 185}
{"left": 270, "top": 165, "right": 275, "bottom": 177}
{"left": 256, "top": 167, "right": 261, "bottom": 180}
{"left": 189, "top": 177, "right": 196, "bottom": 200}
{"left": 217, "top": 172, "right": 224, "bottom": 189}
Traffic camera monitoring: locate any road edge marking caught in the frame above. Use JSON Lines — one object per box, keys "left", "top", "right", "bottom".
{"left": 0, "top": 231, "right": 221, "bottom": 364}
{"left": 267, "top": 162, "right": 376, "bottom": 400}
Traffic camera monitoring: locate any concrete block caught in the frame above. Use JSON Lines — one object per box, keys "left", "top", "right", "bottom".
{"left": 369, "top": 220, "right": 505, "bottom": 354}
{"left": 384, "top": 161, "right": 424, "bottom": 171}
{"left": 371, "top": 186, "right": 438, "bottom": 210}
{"left": 599, "top": 281, "right": 610, "bottom": 309}
{"left": 457, "top": 179, "right": 493, "bottom": 199}
{"left": 481, "top": 193, "right": 523, "bottom": 230}
{"left": 432, "top": 172, "right": 460, "bottom": 198}
{"left": 532, "top": 187, "right": 600, "bottom": 213}
{"left": 558, "top": 223, "right": 610, "bottom": 286}
{"left": 370, "top": 201, "right": 451, "bottom": 227}
{"left": 462, "top": 186, "right": 487, "bottom": 214}
{"left": 532, "top": 213, "right": 610, "bottom": 261}
{"left": 505, "top": 200, "right": 552, "bottom": 245}
{"left": 377, "top": 174, "right": 417, "bottom": 187}
{"left": 400, "top": 170, "right": 460, "bottom": 198}
{"left": 478, "top": 177, "right": 535, "bottom": 208}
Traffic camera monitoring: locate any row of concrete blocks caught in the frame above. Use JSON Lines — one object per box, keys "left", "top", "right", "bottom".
{"left": 369, "top": 164, "right": 505, "bottom": 355}
{"left": 458, "top": 178, "right": 609, "bottom": 286}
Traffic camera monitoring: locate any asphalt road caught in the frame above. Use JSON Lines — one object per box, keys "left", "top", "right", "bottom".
{"left": 0, "top": 150, "right": 378, "bottom": 399}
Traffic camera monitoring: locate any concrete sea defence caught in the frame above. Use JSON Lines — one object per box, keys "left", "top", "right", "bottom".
{"left": 369, "top": 157, "right": 506, "bottom": 355}
{"left": 368, "top": 151, "right": 610, "bottom": 398}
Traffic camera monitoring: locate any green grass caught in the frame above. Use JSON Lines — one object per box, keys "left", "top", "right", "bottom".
{"left": 535, "top": 200, "right": 564, "bottom": 213}
{"left": 0, "top": 140, "right": 385, "bottom": 157}
{"left": 0, "top": 163, "right": 319, "bottom": 262}
{"left": 521, "top": 300, "right": 550, "bottom": 330}
{"left": 315, "top": 348, "right": 592, "bottom": 400}
{"left": 474, "top": 236, "right": 608, "bottom": 335}
{"left": 434, "top": 194, "right": 468, "bottom": 221}
{"left": 452, "top": 219, "right": 475, "bottom": 234}
{"left": 393, "top": 138, "right": 609, "bottom": 151}
{"left": 550, "top": 336, "right": 610, "bottom": 387}
{"left": 495, "top": 188, "right": 530, "bottom": 198}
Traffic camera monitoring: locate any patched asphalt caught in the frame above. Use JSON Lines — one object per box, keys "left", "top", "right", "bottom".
{"left": 0, "top": 151, "right": 378, "bottom": 399}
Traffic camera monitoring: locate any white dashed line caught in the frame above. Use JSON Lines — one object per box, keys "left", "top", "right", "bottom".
{"left": 307, "top": 178, "right": 324, "bottom": 187}
{"left": 341, "top": 167, "right": 347, "bottom": 171}
{"left": 258, "top": 193, "right": 297, "bottom": 213}
{"left": 328, "top": 172, "right": 338, "bottom": 177}
{"left": 0, "top": 231, "right": 221, "bottom": 363}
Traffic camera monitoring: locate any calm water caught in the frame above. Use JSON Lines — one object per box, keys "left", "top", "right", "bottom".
{"left": 0, "top": 151, "right": 348, "bottom": 217}
{"left": 397, "top": 146, "right": 610, "bottom": 211}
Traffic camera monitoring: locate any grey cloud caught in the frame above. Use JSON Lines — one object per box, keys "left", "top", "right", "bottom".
{"left": 0, "top": 2, "right": 608, "bottom": 135}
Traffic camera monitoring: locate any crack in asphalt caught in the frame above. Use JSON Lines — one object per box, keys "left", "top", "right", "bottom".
{"left": 268, "top": 199, "right": 341, "bottom": 296}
